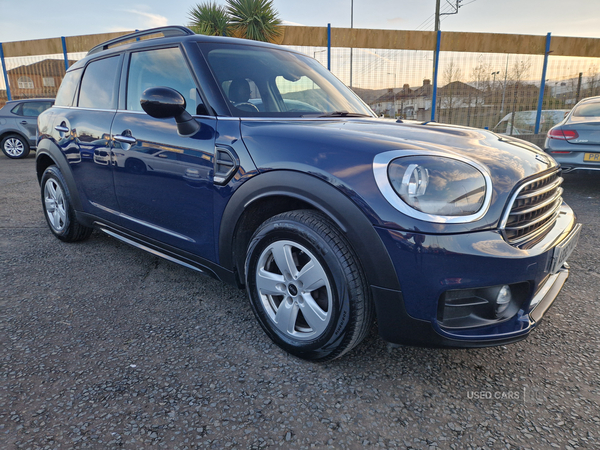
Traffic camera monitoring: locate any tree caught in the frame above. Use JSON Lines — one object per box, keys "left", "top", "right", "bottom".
{"left": 188, "top": 2, "right": 230, "bottom": 36}
{"left": 506, "top": 59, "right": 532, "bottom": 135}
{"left": 188, "top": 0, "right": 282, "bottom": 43}
{"left": 439, "top": 61, "right": 462, "bottom": 123}
{"left": 228, "top": 0, "right": 282, "bottom": 42}
{"left": 469, "top": 61, "right": 492, "bottom": 127}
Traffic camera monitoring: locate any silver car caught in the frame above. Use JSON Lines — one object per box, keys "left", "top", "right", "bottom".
{"left": 0, "top": 98, "right": 54, "bottom": 159}
{"left": 545, "top": 96, "right": 600, "bottom": 173}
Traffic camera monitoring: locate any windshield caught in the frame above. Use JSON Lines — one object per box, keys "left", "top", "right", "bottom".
{"left": 202, "top": 43, "right": 374, "bottom": 118}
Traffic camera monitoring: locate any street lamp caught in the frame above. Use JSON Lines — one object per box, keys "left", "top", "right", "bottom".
{"left": 491, "top": 70, "right": 500, "bottom": 88}
{"left": 388, "top": 72, "right": 396, "bottom": 117}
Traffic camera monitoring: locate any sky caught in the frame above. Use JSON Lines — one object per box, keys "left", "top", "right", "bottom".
{"left": 2, "top": 0, "right": 600, "bottom": 43}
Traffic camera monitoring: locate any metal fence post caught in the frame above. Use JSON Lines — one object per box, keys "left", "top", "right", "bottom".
{"left": 534, "top": 32, "right": 551, "bottom": 135}
{"left": 431, "top": 30, "right": 441, "bottom": 122}
{"left": 61, "top": 36, "right": 69, "bottom": 71}
{"left": 0, "top": 42, "right": 11, "bottom": 101}
{"left": 327, "top": 23, "right": 331, "bottom": 71}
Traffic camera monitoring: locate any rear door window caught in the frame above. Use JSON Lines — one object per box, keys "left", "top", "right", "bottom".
{"left": 78, "top": 56, "right": 120, "bottom": 110}
{"left": 20, "top": 101, "right": 53, "bottom": 117}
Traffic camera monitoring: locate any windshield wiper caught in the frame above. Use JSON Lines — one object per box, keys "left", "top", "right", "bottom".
{"left": 302, "top": 111, "right": 373, "bottom": 118}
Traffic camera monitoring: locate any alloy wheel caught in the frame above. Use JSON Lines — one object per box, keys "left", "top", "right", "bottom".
{"left": 255, "top": 240, "right": 333, "bottom": 340}
{"left": 4, "top": 137, "right": 25, "bottom": 157}
{"left": 44, "top": 179, "right": 67, "bottom": 232}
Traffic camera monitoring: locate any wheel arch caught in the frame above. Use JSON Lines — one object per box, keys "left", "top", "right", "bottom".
{"left": 35, "top": 140, "right": 83, "bottom": 211}
{"left": 0, "top": 128, "right": 29, "bottom": 144}
{"left": 219, "top": 170, "right": 401, "bottom": 292}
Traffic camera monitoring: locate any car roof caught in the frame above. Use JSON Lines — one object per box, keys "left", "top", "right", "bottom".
{"left": 575, "top": 95, "right": 600, "bottom": 105}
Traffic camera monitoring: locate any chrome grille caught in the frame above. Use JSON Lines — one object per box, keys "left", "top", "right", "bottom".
{"left": 502, "top": 170, "right": 563, "bottom": 247}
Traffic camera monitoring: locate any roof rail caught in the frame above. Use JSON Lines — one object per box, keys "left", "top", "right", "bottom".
{"left": 87, "top": 26, "right": 195, "bottom": 56}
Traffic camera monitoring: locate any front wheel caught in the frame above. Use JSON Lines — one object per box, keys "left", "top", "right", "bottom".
{"left": 245, "top": 210, "right": 373, "bottom": 361}
{"left": 1, "top": 134, "right": 30, "bottom": 159}
{"left": 41, "top": 166, "right": 93, "bottom": 242}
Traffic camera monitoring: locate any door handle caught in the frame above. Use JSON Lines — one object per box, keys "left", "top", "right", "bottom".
{"left": 55, "top": 125, "right": 69, "bottom": 133}
{"left": 114, "top": 135, "right": 137, "bottom": 145}
{"left": 20, "top": 120, "right": 28, "bottom": 125}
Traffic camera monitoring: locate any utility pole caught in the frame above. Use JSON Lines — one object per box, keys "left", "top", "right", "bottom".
{"left": 575, "top": 72, "right": 583, "bottom": 103}
{"left": 431, "top": 0, "right": 461, "bottom": 121}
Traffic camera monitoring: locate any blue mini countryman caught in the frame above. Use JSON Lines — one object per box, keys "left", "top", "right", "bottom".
{"left": 36, "top": 27, "right": 581, "bottom": 361}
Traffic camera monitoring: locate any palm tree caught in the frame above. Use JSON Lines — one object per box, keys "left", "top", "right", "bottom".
{"left": 188, "top": 0, "right": 282, "bottom": 42}
{"left": 227, "top": 0, "right": 282, "bottom": 42}
{"left": 188, "top": 1, "right": 230, "bottom": 36}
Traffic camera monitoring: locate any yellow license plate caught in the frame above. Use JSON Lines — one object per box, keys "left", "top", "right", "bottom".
{"left": 584, "top": 152, "right": 600, "bottom": 161}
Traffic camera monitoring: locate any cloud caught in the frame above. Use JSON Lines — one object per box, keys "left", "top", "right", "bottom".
{"left": 386, "top": 17, "right": 405, "bottom": 25}
{"left": 281, "top": 20, "right": 305, "bottom": 26}
{"left": 108, "top": 25, "right": 134, "bottom": 33}
{"left": 124, "top": 9, "right": 169, "bottom": 28}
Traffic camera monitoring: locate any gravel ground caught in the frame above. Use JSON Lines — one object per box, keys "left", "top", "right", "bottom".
{"left": 1, "top": 153, "right": 599, "bottom": 450}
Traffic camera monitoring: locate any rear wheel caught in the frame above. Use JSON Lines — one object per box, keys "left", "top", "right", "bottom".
{"left": 245, "top": 210, "right": 373, "bottom": 361}
{"left": 41, "top": 166, "right": 93, "bottom": 242}
{"left": 1, "top": 134, "right": 30, "bottom": 159}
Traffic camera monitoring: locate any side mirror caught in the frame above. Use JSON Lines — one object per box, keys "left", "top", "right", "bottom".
{"left": 140, "top": 87, "right": 200, "bottom": 136}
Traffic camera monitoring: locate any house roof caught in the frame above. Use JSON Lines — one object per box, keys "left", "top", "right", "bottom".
{"left": 373, "top": 88, "right": 409, "bottom": 103}
{"left": 437, "top": 81, "right": 482, "bottom": 96}
{"left": 7, "top": 59, "right": 77, "bottom": 77}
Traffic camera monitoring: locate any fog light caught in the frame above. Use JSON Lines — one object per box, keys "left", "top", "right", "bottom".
{"left": 495, "top": 285, "right": 512, "bottom": 315}
{"left": 438, "top": 282, "right": 528, "bottom": 329}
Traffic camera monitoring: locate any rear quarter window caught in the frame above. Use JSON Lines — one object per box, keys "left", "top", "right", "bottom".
{"left": 55, "top": 69, "right": 82, "bottom": 107}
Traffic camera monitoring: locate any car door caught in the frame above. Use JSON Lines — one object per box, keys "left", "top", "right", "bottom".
{"left": 111, "top": 46, "right": 217, "bottom": 260}
{"left": 12, "top": 100, "right": 53, "bottom": 145}
{"left": 52, "top": 55, "right": 122, "bottom": 218}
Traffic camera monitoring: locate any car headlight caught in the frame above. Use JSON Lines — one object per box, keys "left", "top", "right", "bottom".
{"left": 373, "top": 150, "right": 492, "bottom": 223}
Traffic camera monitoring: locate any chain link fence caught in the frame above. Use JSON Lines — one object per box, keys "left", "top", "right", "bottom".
{"left": 2, "top": 28, "right": 600, "bottom": 147}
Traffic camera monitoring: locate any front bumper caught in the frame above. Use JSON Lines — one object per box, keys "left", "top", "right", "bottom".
{"left": 371, "top": 203, "right": 578, "bottom": 347}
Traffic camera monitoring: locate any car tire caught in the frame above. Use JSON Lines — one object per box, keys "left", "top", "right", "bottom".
{"left": 245, "top": 210, "right": 373, "bottom": 361}
{"left": 41, "top": 166, "right": 93, "bottom": 242}
{"left": 1, "top": 133, "right": 30, "bottom": 159}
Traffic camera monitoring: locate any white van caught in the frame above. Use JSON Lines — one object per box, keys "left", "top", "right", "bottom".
{"left": 493, "top": 110, "right": 569, "bottom": 135}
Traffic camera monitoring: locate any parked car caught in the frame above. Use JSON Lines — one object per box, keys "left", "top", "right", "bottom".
{"left": 493, "top": 109, "right": 569, "bottom": 136}
{"left": 545, "top": 96, "right": 600, "bottom": 173}
{"left": 0, "top": 98, "right": 54, "bottom": 158}
{"left": 36, "top": 27, "right": 581, "bottom": 361}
